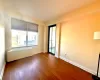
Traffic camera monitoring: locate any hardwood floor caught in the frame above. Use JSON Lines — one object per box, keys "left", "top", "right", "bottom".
{"left": 3, "top": 53, "right": 93, "bottom": 80}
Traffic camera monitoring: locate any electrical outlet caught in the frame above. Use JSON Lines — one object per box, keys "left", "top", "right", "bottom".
{"left": 65, "top": 53, "right": 69, "bottom": 58}
{"left": 65, "top": 53, "right": 67, "bottom": 55}
{"left": 64, "top": 53, "right": 67, "bottom": 58}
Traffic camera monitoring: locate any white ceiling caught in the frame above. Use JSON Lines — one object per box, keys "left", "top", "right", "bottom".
{"left": 2, "top": 0, "right": 95, "bottom": 22}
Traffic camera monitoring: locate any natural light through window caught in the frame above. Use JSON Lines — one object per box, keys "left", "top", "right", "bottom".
{"left": 12, "top": 30, "right": 26, "bottom": 47}
{"left": 12, "top": 30, "right": 38, "bottom": 48}
{"left": 28, "top": 31, "right": 38, "bottom": 46}
{"left": 11, "top": 18, "right": 38, "bottom": 48}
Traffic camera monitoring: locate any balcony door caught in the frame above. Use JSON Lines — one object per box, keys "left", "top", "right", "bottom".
{"left": 48, "top": 24, "right": 56, "bottom": 55}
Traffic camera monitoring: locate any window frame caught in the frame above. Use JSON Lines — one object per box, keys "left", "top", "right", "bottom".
{"left": 11, "top": 18, "right": 38, "bottom": 49}
{"left": 11, "top": 29, "right": 38, "bottom": 49}
{"left": 12, "top": 30, "right": 39, "bottom": 49}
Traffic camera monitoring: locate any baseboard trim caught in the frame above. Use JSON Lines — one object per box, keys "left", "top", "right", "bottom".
{"left": 0, "top": 63, "right": 6, "bottom": 80}
{"left": 60, "top": 56, "right": 100, "bottom": 77}
{"left": 55, "top": 54, "right": 59, "bottom": 58}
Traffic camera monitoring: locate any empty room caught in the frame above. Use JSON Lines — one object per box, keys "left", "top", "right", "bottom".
{"left": 0, "top": 0, "right": 100, "bottom": 80}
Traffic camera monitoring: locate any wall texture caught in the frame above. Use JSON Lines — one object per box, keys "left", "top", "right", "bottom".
{"left": 5, "top": 14, "right": 45, "bottom": 62}
{"left": 0, "top": 25, "right": 5, "bottom": 79}
{"left": 0, "top": 2, "right": 46, "bottom": 62}
{"left": 0, "top": 24, "right": 5, "bottom": 79}
{"left": 60, "top": 12, "right": 100, "bottom": 74}
{"left": 47, "top": 0, "right": 100, "bottom": 76}
{"left": 0, "top": 2, "right": 5, "bottom": 78}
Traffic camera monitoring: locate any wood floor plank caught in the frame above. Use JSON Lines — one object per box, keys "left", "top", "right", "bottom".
{"left": 3, "top": 53, "right": 93, "bottom": 80}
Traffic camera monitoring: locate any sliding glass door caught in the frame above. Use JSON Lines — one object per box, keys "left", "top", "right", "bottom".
{"left": 48, "top": 25, "right": 56, "bottom": 55}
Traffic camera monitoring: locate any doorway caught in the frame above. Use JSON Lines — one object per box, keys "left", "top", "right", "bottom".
{"left": 48, "top": 24, "right": 56, "bottom": 55}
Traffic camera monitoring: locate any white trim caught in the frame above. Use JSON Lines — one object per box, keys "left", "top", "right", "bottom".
{"left": 0, "top": 63, "right": 6, "bottom": 80}
{"left": 60, "top": 56, "right": 100, "bottom": 77}
{"left": 8, "top": 47, "right": 33, "bottom": 52}
{"left": 55, "top": 54, "right": 59, "bottom": 58}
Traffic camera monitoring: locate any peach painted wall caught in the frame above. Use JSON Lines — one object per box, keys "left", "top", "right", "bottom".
{"left": 47, "top": 0, "right": 100, "bottom": 76}
{"left": 61, "top": 12, "right": 100, "bottom": 74}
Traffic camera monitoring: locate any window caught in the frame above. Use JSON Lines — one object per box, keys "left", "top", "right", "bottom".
{"left": 12, "top": 29, "right": 27, "bottom": 47}
{"left": 27, "top": 31, "right": 38, "bottom": 46}
{"left": 11, "top": 18, "right": 38, "bottom": 48}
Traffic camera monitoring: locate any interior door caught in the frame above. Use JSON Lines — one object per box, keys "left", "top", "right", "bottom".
{"left": 48, "top": 24, "right": 56, "bottom": 55}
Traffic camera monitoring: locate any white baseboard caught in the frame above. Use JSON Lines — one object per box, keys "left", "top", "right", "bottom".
{"left": 55, "top": 54, "right": 59, "bottom": 58}
{"left": 0, "top": 63, "right": 6, "bottom": 80}
{"left": 60, "top": 56, "right": 100, "bottom": 77}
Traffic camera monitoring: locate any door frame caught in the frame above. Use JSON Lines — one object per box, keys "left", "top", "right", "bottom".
{"left": 48, "top": 24, "right": 56, "bottom": 55}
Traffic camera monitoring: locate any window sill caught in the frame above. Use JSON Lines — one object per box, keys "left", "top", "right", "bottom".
{"left": 8, "top": 46, "right": 37, "bottom": 52}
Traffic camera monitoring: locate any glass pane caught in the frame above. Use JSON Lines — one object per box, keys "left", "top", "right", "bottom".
{"left": 49, "top": 27, "right": 52, "bottom": 41}
{"left": 49, "top": 26, "right": 56, "bottom": 54}
{"left": 51, "top": 41, "right": 55, "bottom": 54}
{"left": 52, "top": 27, "right": 56, "bottom": 41}
{"left": 12, "top": 29, "right": 26, "bottom": 47}
{"left": 52, "top": 27, "right": 56, "bottom": 54}
{"left": 28, "top": 31, "right": 38, "bottom": 46}
{"left": 49, "top": 28, "right": 52, "bottom": 53}
{"left": 49, "top": 47, "right": 52, "bottom": 52}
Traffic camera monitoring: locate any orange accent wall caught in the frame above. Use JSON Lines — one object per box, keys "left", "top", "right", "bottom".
{"left": 61, "top": 11, "right": 100, "bottom": 73}
{"left": 47, "top": 0, "right": 100, "bottom": 75}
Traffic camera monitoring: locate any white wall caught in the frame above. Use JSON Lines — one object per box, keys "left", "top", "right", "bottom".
{"left": 46, "top": 0, "right": 100, "bottom": 76}
{"left": 0, "top": 25, "right": 5, "bottom": 79}
{"left": 0, "top": 1, "right": 46, "bottom": 62}
{"left": 4, "top": 14, "right": 45, "bottom": 62}
{"left": 0, "top": 9, "right": 5, "bottom": 79}
{"left": 0, "top": 27, "right": 5, "bottom": 70}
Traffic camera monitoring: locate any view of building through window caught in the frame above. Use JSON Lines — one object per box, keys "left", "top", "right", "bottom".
{"left": 12, "top": 29, "right": 38, "bottom": 48}
{"left": 27, "top": 31, "right": 38, "bottom": 46}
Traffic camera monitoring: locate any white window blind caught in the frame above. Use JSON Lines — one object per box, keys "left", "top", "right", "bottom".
{"left": 11, "top": 18, "right": 38, "bottom": 48}
{"left": 11, "top": 18, "right": 38, "bottom": 32}
{"left": 27, "top": 22, "right": 38, "bottom": 32}
{"left": 11, "top": 18, "right": 27, "bottom": 31}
